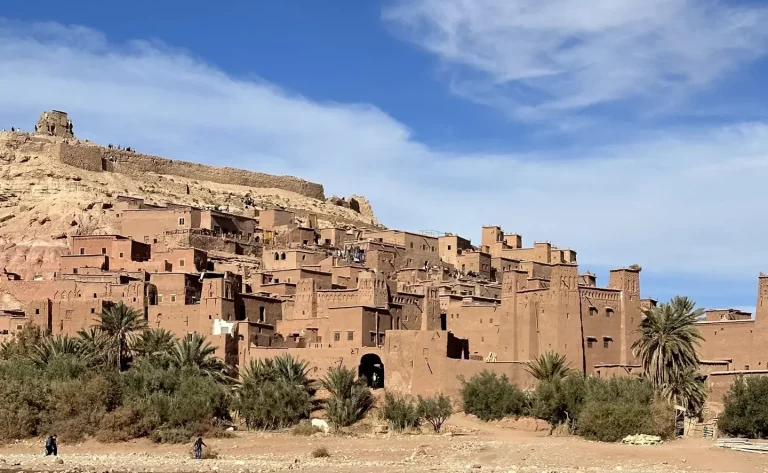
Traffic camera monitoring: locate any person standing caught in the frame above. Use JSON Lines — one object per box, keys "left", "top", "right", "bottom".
{"left": 193, "top": 437, "right": 206, "bottom": 460}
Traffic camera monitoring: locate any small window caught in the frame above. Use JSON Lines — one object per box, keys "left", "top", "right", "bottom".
{"left": 119, "top": 252, "right": 124, "bottom": 258}
{"left": 35, "top": 308, "right": 40, "bottom": 315}
{"left": 379, "top": 333, "right": 385, "bottom": 344}
{"left": 158, "top": 294, "right": 164, "bottom": 303}
{"left": 605, "top": 308, "right": 614, "bottom": 317}
{"left": 303, "top": 240, "right": 309, "bottom": 245}
{"left": 90, "top": 308, "right": 95, "bottom": 314}
{"left": 275, "top": 253, "right": 280, "bottom": 261}
{"left": 370, "top": 332, "right": 377, "bottom": 343}
{"left": 101, "top": 248, "right": 107, "bottom": 254}
{"left": 325, "top": 239, "right": 332, "bottom": 245}
{"left": 281, "top": 252, "right": 286, "bottom": 260}
{"left": 302, "top": 255, "right": 306, "bottom": 261}
{"left": 410, "top": 242, "right": 414, "bottom": 249}
{"left": 178, "top": 217, "right": 186, "bottom": 226}
{"left": 170, "top": 294, "right": 177, "bottom": 302}
{"left": 347, "top": 331, "right": 354, "bottom": 341}
{"left": 259, "top": 306, "right": 265, "bottom": 322}
{"left": 333, "top": 332, "right": 341, "bottom": 342}
{"left": 603, "top": 337, "right": 612, "bottom": 348}
{"left": 490, "top": 318, "right": 493, "bottom": 324}
{"left": 16, "top": 324, "right": 23, "bottom": 331}
{"left": 589, "top": 306, "right": 598, "bottom": 317}
{"left": 72, "top": 268, "right": 78, "bottom": 274}
{"left": 179, "top": 258, "right": 186, "bottom": 268}
{"left": 448, "top": 245, "right": 452, "bottom": 250}
{"left": 79, "top": 248, "right": 85, "bottom": 255}
{"left": 93, "top": 293, "right": 97, "bottom": 298}
{"left": 587, "top": 337, "right": 597, "bottom": 348}
{"left": 274, "top": 278, "right": 280, "bottom": 283}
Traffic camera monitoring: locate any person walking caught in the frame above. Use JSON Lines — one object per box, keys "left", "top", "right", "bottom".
{"left": 45, "top": 435, "right": 57, "bottom": 456}
{"left": 193, "top": 437, "right": 206, "bottom": 460}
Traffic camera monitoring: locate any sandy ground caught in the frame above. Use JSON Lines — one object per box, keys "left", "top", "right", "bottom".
{"left": 1, "top": 415, "right": 766, "bottom": 473}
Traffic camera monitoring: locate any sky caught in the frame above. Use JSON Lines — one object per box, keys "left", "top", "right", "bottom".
{"left": 2, "top": 0, "right": 768, "bottom": 313}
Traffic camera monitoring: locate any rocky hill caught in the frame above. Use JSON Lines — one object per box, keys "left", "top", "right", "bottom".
{"left": 0, "top": 114, "right": 379, "bottom": 279}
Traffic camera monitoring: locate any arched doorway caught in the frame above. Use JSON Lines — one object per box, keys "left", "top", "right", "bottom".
{"left": 358, "top": 353, "right": 384, "bottom": 389}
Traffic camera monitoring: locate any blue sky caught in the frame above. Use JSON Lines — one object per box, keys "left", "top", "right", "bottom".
{"left": 2, "top": 0, "right": 768, "bottom": 312}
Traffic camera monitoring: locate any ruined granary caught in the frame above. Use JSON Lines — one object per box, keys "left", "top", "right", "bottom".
{"left": 1, "top": 111, "right": 767, "bottom": 400}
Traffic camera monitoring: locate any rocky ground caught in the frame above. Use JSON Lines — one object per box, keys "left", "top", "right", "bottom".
{"left": 1, "top": 415, "right": 764, "bottom": 473}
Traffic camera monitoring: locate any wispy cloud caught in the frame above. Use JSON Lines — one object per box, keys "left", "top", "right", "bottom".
{"left": 2, "top": 18, "right": 768, "bottom": 306}
{"left": 383, "top": 0, "right": 768, "bottom": 120}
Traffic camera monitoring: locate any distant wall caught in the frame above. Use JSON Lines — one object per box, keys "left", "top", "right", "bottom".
{"left": 57, "top": 143, "right": 325, "bottom": 200}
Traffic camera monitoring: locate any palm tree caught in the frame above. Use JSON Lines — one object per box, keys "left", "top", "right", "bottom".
{"left": 526, "top": 351, "right": 572, "bottom": 382}
{"left": 632, "top": 296, "right": 704, "bottom": 388}
{"left": 320, "top": 365, "right": 373, "bottom": 431}
{"left": 661, "top": 366, "right": 707, "bottom": 417}
{"left": 98, "top": 301, "right": 147, "bottom": 371}
{"left": 273, "top": 353, "right": 313, "bottom": 392}
{"left": 170, "top": 333, "right": 229, "bottom": 382}
{"left": 132, "top": 328, "right": 176, "bottom": 361}
{"left": 29, "top": 334, "right": 94, "bottom": 367}
{"left": 77, "top": 327, "right": 112, "bottom": 362}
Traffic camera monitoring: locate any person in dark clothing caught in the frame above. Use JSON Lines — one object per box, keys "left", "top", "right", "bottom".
{"left": 193, "top": 437, "right": 206, "bottom": 460}
{"left": 45, "top": 435, "right": 57, "bottom": 456}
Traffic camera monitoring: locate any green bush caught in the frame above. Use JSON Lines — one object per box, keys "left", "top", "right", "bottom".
{"left": 321, "top": 366, "right": 373, "bottom": 431}
{"left": 718, "top": 375, "right": 768, "bottom": 439}
{"left": 292, "top": 422, "right": 322, "bottom": 436}
{"left": 459, "top": 371, "right": 527, "bottom": 421}
{"left": 577, "top": 377, "right": 674, "bottom": 442}
{"left": 0, "top": 360, "right": 49, "bottom": 440}
{"left": 381, "top": 392, "right": 420, "bottom": 432}
{"left": 531, "top": 375, "right": 586, "bottom": 431}
{"left": 151, "top": 427, "right": 194, "bottom": 444}
{"left": 416, "top": 394, "right": 452, "bottom": 432}
{"left": 236, "top": 379, "right": 312, "bottom": 430}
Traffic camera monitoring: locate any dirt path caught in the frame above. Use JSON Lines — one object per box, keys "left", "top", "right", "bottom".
{"left": 1, "top": 415, "right": 765, "bottom": 473}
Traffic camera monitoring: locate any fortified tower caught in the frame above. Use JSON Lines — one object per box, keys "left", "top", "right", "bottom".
{"left": 35, "top": 110, "right": 74, "bottom": 138}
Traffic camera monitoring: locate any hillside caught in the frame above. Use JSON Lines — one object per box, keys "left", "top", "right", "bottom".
{"left": 0, "top": 123, "right": 379, "bottom": 280}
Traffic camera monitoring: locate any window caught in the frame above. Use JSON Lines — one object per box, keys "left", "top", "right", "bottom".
{"left": 158, "top": 294, "right": 164, "bottom": 303}
{"left": 370, "top": 332, "right": 377, "bottom": 343}
{"left": 447, "top": 245, "right": 452, "bottom": 250}
{"left": 259, "top": 306, "right": 265, "bottom": 322}
{"left": 119, "top": 252, "right": 124, "bottom": 258}
{"left": 16, "top": 324, "right": 23, "bottom": 331}
{"left": 603, "top": 337, "right": 612, "bottom": 348}
{"left": 302, "top": 255, "right": 306, "bottom": 261}
{"left": 91, "top": 308, "right": 95, "bottom": 314}
{"left": 274, "top": 278, "right": 280, "bottom": 284}
{"left": 280, "top": 253, "right": 286, "bottom": 260}
{"left": 490, "top": 318, "right": 493, "bottom": 324}
{"left": 178, "top": 217, "right": 186, "bottom": 226}
{"left": 275, "top": 253, "right": 280, "bottom": 260}
{"left": 587, "top": 337, "right": 597, "bottom": 348}
{"left": 303, "top": 240, "right": 308, "bottom": 245}
{"left": 410, "top": 242, "right": 414, "bottom": 249}
{"left": 72, "top": 268, "right": 78, "bottom": 274}
{"left": 347, "top": 331, "right": 354, "bottom": 341}
{"left": 589, "top": 306, "right": 598, "bottom": 317}
{"left": 379, "top": 333, "right": 385, "bottom": 345}
{"left": 101, "top": 248, "right": 107, "bottom": 254}
{"left": 325, "top": 239, "right": 332, "bottom": 245}
{"left": 170, "top": 294, "right": 177, "bottom": 302}
{"left": 605, "top": 308, "right": 614, "bottom": 317}
{"left": 93, "top": 293, "right": 97, "bottom": 298}
{"left": 179, "top": 258, "right": 186, "bottom": 268}
{"left": 333, "top": 332, "right": 341, "bottom": 341}
{"left": 35, "top": 308, "right": 40, "bottom": 315}
{"left": 79, "top": 248, "right": 85, "bottom": 255}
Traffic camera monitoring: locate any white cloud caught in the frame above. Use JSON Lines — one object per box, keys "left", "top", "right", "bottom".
{"left": 383, "top": 0, "right": 768, "bottom": 119}
{"left": 2, "top": 18, "right": 768, "bottom": 288}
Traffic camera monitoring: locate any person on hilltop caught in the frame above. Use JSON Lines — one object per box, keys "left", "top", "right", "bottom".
{"left": 193, "top": 437, "right": 206, "bottom": 460}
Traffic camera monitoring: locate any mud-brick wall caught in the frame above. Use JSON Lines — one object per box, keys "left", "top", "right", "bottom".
{"left": 104, "top": 149, "right": 325, "bottom": 199}
{"left": 58, "top": 143, "right": 104, "bottom": 172}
